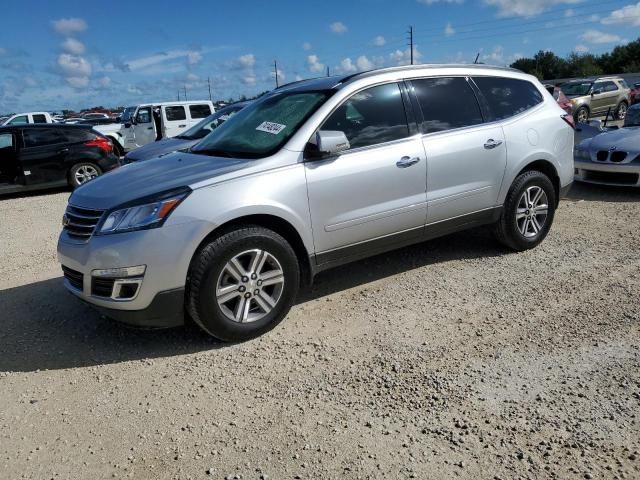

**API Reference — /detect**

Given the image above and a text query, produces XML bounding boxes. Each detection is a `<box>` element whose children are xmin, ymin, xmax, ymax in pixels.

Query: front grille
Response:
<box><xmin>62</xmin><ymin>266</ymin><xmax>83</xmax><ymax>291</ymax></box>
<box><xmin>610</xmin><ymin>151</ymin><xmax>627</xmax><ymax>163</ymax></box>
<box><xmin>92</xmin><ymin>277</ymin><xmax>115</xmax><ymax>297</ymax></box>
<box><xmin>63</xmin><ymin>205</ymin><xmax>104</xmax><ymax>241</ymax></box>
<box><xmin>596</xmin><ymin>151</ymin><xmax>609</xmax><ymax>161</ymax></box>
<box><xmin>584</xmin><ymin>170</ymin><xmax>639</xmax><ymax>185</ymax></box>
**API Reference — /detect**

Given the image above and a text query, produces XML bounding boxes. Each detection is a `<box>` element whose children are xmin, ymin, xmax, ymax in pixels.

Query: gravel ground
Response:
<box><xmin>1</xmin><ymin>183</ymin><xmax>639</xmax><ymax>480</ymax></box>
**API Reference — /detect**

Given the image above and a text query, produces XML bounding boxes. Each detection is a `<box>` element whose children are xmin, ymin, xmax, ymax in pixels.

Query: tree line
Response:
<box><xmin>509</xmin><ymin>37</ymin><xmax>640</xmax><ymax>81</ymax></box>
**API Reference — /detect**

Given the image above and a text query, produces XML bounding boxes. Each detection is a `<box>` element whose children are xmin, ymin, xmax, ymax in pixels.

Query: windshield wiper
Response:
<box><xmin>190</xmin><ymin>147</ymin><xmax>234</xmax><ymax>158</ymax></box>
<box><xmin>175</xmin><ymin>134</ymin><xmax>193</xmax><ymax>140</ymax></box>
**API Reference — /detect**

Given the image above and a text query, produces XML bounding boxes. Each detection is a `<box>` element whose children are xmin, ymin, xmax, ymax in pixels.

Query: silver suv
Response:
<box><xmin>562</xmin><ymin>76</ymin><xmax>631</xmax><ymax>123</ymax></box>
<box><xmin>58</xmin><ymin>65</ymin><xmax>574</xmax><ymax>341</ymax></box>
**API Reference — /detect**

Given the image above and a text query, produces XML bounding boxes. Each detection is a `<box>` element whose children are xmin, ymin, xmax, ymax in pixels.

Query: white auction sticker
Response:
<box><xmin>256</xmin><ymin>121</ymin><xmax>286</xmax><ymax>135</ymax></box>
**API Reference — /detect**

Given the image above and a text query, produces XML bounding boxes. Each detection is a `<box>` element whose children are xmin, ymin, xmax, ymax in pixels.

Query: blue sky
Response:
<box><xmin>1</xmin><ymin>0</ymin><xmax>639</xmax><ymax>113</ymax></box>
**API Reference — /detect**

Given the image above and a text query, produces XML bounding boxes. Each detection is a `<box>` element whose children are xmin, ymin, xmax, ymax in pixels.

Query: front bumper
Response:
<box><xmin>574</xmin><ymin>160</ymin><xmax>640</xmax><ymax>186</ymax></box>
<box><xmin>57</xmin><ymin>219</ymin><xmax>211</xmax><ymax>326</ymax></box>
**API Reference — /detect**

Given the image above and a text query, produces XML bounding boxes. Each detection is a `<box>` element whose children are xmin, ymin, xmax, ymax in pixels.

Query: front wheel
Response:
<box><xmin>493</xmin><ymin>170</ymin><xmax>556</xmax><ymax>251</ymax></box>
<box><xmin>187</xmin><ymin>226</ymin><xmax>300</xmax><ymax>342</ymax></box>
<box><xmin>69</xmin><ymin>163</ymin><xmax>102</xmax><ymax>188</ymax></box>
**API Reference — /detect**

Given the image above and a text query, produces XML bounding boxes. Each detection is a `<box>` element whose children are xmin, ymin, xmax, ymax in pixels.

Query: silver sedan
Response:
<box><xmin>574</xmin><ymin>104</ymin><xmax>640</xmax><ymax>186</ymax></box>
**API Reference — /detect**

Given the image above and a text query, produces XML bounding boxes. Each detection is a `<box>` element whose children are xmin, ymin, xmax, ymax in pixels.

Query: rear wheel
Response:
<box><xmin>187</xmin><ymin>226</ymin><xmax>300</xmax><ymax>342</ymax></box>
<box><xmin>69</xmin><ymin>163</ymin><xmax>101</xmax><ymax>188</ymax></box>
<box><xmin>110</xmin><ymin>139</ymin><xmax>124</xmax><ymax>157</ymax></box>
<box><xmin>493</xmin><ymin>170</ymin><xmax>556</xmax><ymax>251</ymax></box>
<box><xmin>616</xmin><ymin>101</ymin><xmax>628</xmax><ymax>120</ymax></box>
<box><xmin>574</xmin><ymin>106</ymin><xmax>589</xmax><ymax>123</ymax></box>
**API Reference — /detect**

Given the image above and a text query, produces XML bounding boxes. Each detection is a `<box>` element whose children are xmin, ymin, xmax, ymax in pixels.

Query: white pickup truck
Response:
<box><xmin>0</xmin><ymin>112</ymin><xmax>55</xmax><ymax>126</ymax></box>
<box><xmin>94</xmin><ymin>101</ymin><xmax>214</xmax><ymax>156</ymax></box>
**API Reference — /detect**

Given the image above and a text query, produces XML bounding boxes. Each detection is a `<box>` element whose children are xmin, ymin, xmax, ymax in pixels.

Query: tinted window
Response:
<box><xmin>473</xmin><ymin>77</ymin><xmax>543</xmax><ymax>121</ymax></box>
<box><xmin>602</xmin><ymin>81</ymin><xmax>618</xmax><ymax>92</ymax></box>
<box><xmin>136</xmin><ymin>107</ymin><xmax>151</xmax><ymax>124</ymax></box>
<box><xmin>412</xmin><ymin>77</ymin><xmax>483</xmax><ymax>134</ymax></box>
<box><xmin>23</xmin><ymin>128</ymin><xmax>67</xmax><ymax>147</ymax></box>
<box><xmin>65</xmin><ymin>128</ymin><xmax>95</xmax><ymax>143</ymax></box>
<box><xmin>190</xmin><ymin>104</ymin><xmax>212</xmax><ymax>119</ymax></box>
<box><xmin>0</xmin><ymin>133</ymin><xmax>13</xmax><ymax>149</ymax></box>
<box><xmin>322</xmin><ymin>83</ymin><xmax>409</xmax><ymax>149</ymax></box>
<box><xmin>32</xmin><ymin>114</ymin><xmax>47</xmax><ymax>124</ymax></box>
<box><xmin>8</xmin><ymin>115</ymin><xmax>28</xmax><ymax>125</ymax></box>
<box><xmin>165</xmin><ymin>106</ymin><xmax>186</xmax><ymax>121</ymax></box>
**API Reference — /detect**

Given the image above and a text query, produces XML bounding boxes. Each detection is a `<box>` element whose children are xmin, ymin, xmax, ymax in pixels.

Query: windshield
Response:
<box><xmin>177</xmin><ymin>105</ymin><xmax>245</xmax><ymax>140</ymax></box>
<box><xmin>120</xmin><ymin>106</ymin><xmax>136</xmax><ymax>123</ymax></box>
<box><xmin>561</xmin><ymin>82</ymin><xmax>593</xmax><ymax>97</ymax></box>
<box><xmin>624</xmin><ymin>108</ymin><xmax>640</xmax><ymax>127</ymax></box>
<box><xmin>192</xmin><ymin>90</ymin><xmax>332</xmax><ymax>158</ymax></box>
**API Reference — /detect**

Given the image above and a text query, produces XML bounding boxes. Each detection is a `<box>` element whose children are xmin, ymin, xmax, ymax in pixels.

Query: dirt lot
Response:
<box><xmin>1</xmin><ymin>184</ymin><xmax>639</xmax><ymax>480</ymax></box>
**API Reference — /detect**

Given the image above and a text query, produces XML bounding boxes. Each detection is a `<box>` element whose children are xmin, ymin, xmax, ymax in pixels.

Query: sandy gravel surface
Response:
<box><xmin>1</xmin><ymin>183</ymin><xmax>639</xmax><ymax>479</ymax></box>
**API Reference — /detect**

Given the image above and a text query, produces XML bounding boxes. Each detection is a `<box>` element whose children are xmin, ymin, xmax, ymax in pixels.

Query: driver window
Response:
<box><xmin>592</xmin><ymin>82</ymin><xmax>604</xmax><ymax>93</ymax></box>
<box><xmin>0</xmin><ymin>133</ymin><xmax>13</xmax><ymax>149</ymax></box>
<box><xmin>321</xmin><ymin>83</ymin><xmax>409</xmax><ymax>150</ymax></box>
<box><xmin>136</xmin><ymin>107</ymin><xmax>152</xmax><ymax>124</ymax></box>
<box><xmin>8</xmin><ymin>115</ymin><xmax>28</xmax><ymax>125</ymax></box>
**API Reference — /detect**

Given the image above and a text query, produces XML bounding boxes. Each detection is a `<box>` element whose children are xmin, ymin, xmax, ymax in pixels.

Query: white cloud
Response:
<box><xmin>57</xmin><ymin>53</ymin><xmax>92</xmax><ymax>78</ymax></box>
<box><xmin>589</xmin><ymin>14</ymin><xmax>600</xmax><ymax>22</ymax></box>
<box><xmin>61</xmin><ymin>37</ymin><xmax>85</xmax><ymax>55</ymax></box>
<box><xmin>445</xmin><ymin>22</ymin><xmax>455</xmax><ymax>36</ymax></box>
<box><xmin>187</xmin><ymin>51</ymin><xmax>202</xmax><ymax>65</ymax></box>
<box><xmin>373</xmin><ymin>35</ymin><xmax>386</xmax><ymax>46</ymax></box>
<box><xmin>237</xmin><ymin>53</ymin><xmax>256</xmax><ymax>68</ymax></box>
<box><xmin>574</xmin><ymin>44</ymin><xmax>590</xmax><ymax>53</ymax></box>
<box><xmin>295</xmin><ymin>74</ymin><xmax>303</xmax><ymax>81</ymax></box>
<box><xmin>356</xmin><ymin>55</ymin><xmax>373</xmax><ymax>70</ymax></box>
<box><xmin>303</xmin><ymin>42</ymin><xmax>312</xmax><ymax>51</ymax></box>
<box><xmin>95</xmin><ymin>76</ymin><xmax>111</xmax><ymax>88</ymax></box>
<box><xmin>417</xmin><ymin>0</ymin><xmax>463</xmax><ymax>4</ymax></box>
<box><xmin>307</xmin><ymin>54</ymin><xmax>325</xmax><ymax>73</ymax></box>
<box><xmin>0</xmin><ymin>47</ymin><xmax>6</xmax><ymax>56</ymax></box>
<box><xmin>601</xmin><ymin>2</ymin><xmax>640</xmax><ymax>27</ymax></box>
<box><xmin>389</xmin><ymin>46</ymin><xmax>422</xmax><ymax>66</ymax></box>
<box><xmin>270</xmin><ymin>68</ymin><xmax>285</xmax><ymax>84</ymax></box>
<box><xmin>483</xmin><ymin>0</ymin><xmax>580</xmax><ymax>17</ymax></box>
<box><xmin>481</xmin><ymin>45</ymin><xmax>505</xmax><ymax>64</ymax></box>
<box><xmin>242</xmin><ymin>74</ymin><xmax>256</xmax><ymax>86</ymax></box>
<box><xmin>564</xmin><ymin>8</ymin><xmax>574</xmax><ymax>17</ymax></box>
<box><xmin>51</xmin><ymin>18</ymin><xmax>87</xmax><ymax>35</ymax></box>
<box><xmin>330</xmin><ymin>21</ymin><xmax>347</xmax><ymax>34</ymax></box>
<box><xmin>339</xmin><ymin>57</ymin><xmax>356</xmax><ymax>73</ymax></box>
<box><xmin>66</xmin><ymin>76</ymin><xmax>89</xmax><ymax>89</ymax></box>
<box><xmin>186</xmin><ymin>73</ymin><xmax>199</xmax><ymax>82</ymax></box>
<box><xmin>580</xmin><ymin>29</ymin><xmax>622</xmax><ymax>44</ymax></box>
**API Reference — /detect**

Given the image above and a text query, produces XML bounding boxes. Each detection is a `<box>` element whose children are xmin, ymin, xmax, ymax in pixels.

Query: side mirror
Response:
<box><xmin>316</xmin><ymin>130</ymin><xmax>350</xmax><ymax>155</ymax></box>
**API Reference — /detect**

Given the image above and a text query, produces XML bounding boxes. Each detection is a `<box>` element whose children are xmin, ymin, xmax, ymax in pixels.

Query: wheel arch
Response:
<box><xmin>190</xmin><ymin>214</ymin><xmax>313</xmax><ymax>288</ymax></box>
<box><xmin>516</xmin><ymin>159</ymin><xmax>561</xmax><ymax>207</ymax></box>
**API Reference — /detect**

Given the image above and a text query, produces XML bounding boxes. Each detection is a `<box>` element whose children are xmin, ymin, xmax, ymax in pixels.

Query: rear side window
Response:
<box><xmin>23</xmin><ymin>128</ymin><xmax>67</xmax><ymax>147</ymax></box>
<box><xmin>411</xmin><ymin>77</ymin><xmax>483</xmax><ymax>134</ymax></box>
<box><xmin>65</xmin><ymin>128</ymin><xmax>95</xmax><ymax>143</ymax></box>
<box><xmin>189</xmin><ymin>104</ymin><xmax>212</xmax><ymax>119</ymax></box>
<box><xmin>8</xmin><ymin>115</ymin><xmax>28</xmax><ymax>125</ymax></box>
<box><xmin>321</xmin><ymin>82</ymin><xmax>409</xmax><ymax>149</ymax></box>
<box><xmin>602</xmin><ymin>81</ymin><xmax>618</xmax><ymax>92</ymax></box>
<box><xmin>32</xmin><ymin>114</ymin><xmax>48</xmax><ymax>124</ymax></box>
<box><xmin>165</xmin><ymin>106</ymin><xmax>186</xmax><ymax>121</ymax></box>
<box><xmin>473</xmin><ymin>77</ymin><xmax>543</xmax><ymax>121</ymax></box>
<box><xmin>0</xmin><ymin>133</ymin><xmax>13</xmax><ymax>149</ymax></box>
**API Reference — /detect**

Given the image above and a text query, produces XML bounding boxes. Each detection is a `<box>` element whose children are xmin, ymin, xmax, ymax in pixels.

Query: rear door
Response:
<box><xmin>162</xmin><ymin>105</ymin><xmax>188</xmax><ymax>137</ymax></box>
<box><xmin>591</xmin><ymin>81</ymin><xmax>618</xmax><ymax>114</ymax></box>
<box><xmin>31</xmin><ymin>114</ymin><xmax>48</xmax><ymax>124</ymax></box>
<box><xmin>408</xmin><ymin>76</ymin><xmax>506</xmax><ymax>224</ymax></box>
<box><xmin>19</xmin><ymin>128</ymin><xmax>70</xmax><ymax>184</ymax></box>
<box><xmin>188</xmin><ymin>104</ymin><xmax>213</xmax><ymax>128</ymax></box>
<box><xmin>305</xmin><ymin>82</ymin><xmax>427</xmax><ymax>259</ymax></box>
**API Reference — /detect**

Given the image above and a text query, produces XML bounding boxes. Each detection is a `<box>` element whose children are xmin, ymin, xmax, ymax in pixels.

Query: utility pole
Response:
<box><xmin>274</xmin><ymin>60</ymin><xmax>279</xmax><ymax>88</ymax></box>
<box><xmin>326</xmin><ymin>66</ymin><xmax>330</xmax><ymax>77</ymax></box>
<box><xmin>184</xmin><ymin>85</ymin><xmax>187</xmax><ymax>101</ymax></box>
<box><xmin>473</xmin><ymin>52</ymin><xmax>480</xmax><ymax>64</ymax></box>
<box><xmin>177</xmin><ymin>89</ymin><xmax>180</xmax><ymax>101</ymax></box>
<box><xmin>207</xmin><ymin>76</ymin><xmax>213</xmax><ymax>102</ymax></box>
<box><xmin>408</xmin><ymin>26</ymin><xmax>414</xmax><ymax>65</ymax></box>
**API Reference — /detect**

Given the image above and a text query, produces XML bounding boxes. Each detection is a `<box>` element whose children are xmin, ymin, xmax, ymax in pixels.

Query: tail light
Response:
<box><xmin>561</xmin><ymin>114</ymin><xmax>575</xmax><ymax>130</ymax></box>
<box><xmin>85</xmin><ymin>136</ymin><xmax>113</xmax><ymax>152</ymax></box>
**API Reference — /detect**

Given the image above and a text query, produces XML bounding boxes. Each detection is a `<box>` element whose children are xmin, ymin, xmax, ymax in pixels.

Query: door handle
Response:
<box><xmin>178</xmin><ymin>124</ymin><xmax>186</xmax><ymax>128</ymax></box>
<box><xmin>57</xmin><ymin>148</ymin><xmax>69</xmax><ymax>154</ymax></box>
<box><xmin>147</xmin><ymin>127</ymin><xmax>153</xmax><ymax>130</ymax></box>
<box><xmin>396</xmin><ymin>156</ymin><xmax>421</xmax><ymax>168</ymax></box>
<box><xmin>484</xmin><ymin>139</ymin><xmax>503</xmax><ymax>149</ymax></box>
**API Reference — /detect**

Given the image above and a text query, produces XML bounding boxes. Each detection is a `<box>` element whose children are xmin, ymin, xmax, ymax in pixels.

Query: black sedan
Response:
<box><xmin>0</xmin><ymin>124</ymin><xmax>120</xmax><ymax>196</ymax></box>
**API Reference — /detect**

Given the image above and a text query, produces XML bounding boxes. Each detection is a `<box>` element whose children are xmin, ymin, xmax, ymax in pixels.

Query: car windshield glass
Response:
<box><xmin>561</xmin><ymin>82</ymin><xmax>593</xmax><ymax>96</ymax></box>
<box><xmin>624</xmin><ymin>108</ymin><xmax>640</xmax><ymax>127</ymax></box>
<box><xmin>120</xmin><ymin>106</ymin><xmax>136</xmax><ymax>123</ymax></box>
<box><xmin>177</xmin><ymin>106</ymin><xmax>243</xmax><ymax>140</ymax></box>
<box><xmin>192</xmin><ymin>90</ymin><xmax>331</xmax><ymax>159</ymax></box>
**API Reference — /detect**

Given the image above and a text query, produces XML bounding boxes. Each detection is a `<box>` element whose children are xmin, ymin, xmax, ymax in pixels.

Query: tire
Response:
<box><xmin>574</xmin><ymin>106</ymin><xmax>589</xmax><ymax>124</ymax></box>
<box><xmin>615</xmin><ymin>101</ymin><xmax>628</xmax><ymax>121</ymax></box>
<box><xmin>493</xmin><ymin>170</ymin><xmax>556</xmax><ymax>252</ymax></box>
<box><xmin>187</xmin><ymin>226</ymin><xmax>300</xmax><ymax>342</ymax></box>
<box><xmin>69</xmin><ymin>163</ymin><xmax>102</xmax><ymax>188</ymax></box>
<box><xmin>110</xmin><ymin>139</ymin><xmax>124</xmax><ymax>157</ymax></box>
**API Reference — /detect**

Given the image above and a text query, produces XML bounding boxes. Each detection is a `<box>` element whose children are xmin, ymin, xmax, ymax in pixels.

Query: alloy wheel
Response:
<box><xmin>75</xmin><ymin>165</ymin><xmax>99</xmax><ymax>184</ymax></box>
<box><xmin>216</xmin><ymin>249</ymin><xmax>285</xmax><ymax>323</ymax></box>
<box><xmin>515</xmin><ymin>186</ymin><xmax>549</xmax><ymax>238</ymax></box>
<box><xmin>617</xmin><ymin>103</ymin><xmax>627</xmax><ymax>120</ymax></box>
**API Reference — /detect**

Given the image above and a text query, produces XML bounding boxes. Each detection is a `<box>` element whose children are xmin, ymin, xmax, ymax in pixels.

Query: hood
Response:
<box><xmin>126</xmin><ymin>137</ymin><xmax>198</xmax><ymax>161</ymax></box>
<box><xmin>70</xmin><ymin>151</ymin><xmax>252</xmax><ymax>209</ymax></box>
<box><xmin>587</xmin><ymin>127</ymin><xmax>640</xmax><ymax>152</ymax></box>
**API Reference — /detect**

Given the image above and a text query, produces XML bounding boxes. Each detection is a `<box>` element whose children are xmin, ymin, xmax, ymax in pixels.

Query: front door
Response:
<box><xmin>591</xmin><ymin>81</ymin><xmax>618</xmax><ymax>115</ymax></box>
<box><xmin>305</xmin><ymin>82</ymin><xmax>427</xmax><ymax>260</ymax></box>
<box><xmin>0</xmin><ymin>131</ymin><xmax>18</xmax><ymax>183</ymax></box>
<box><xmin>131</xmin><ymin>106</ymin><xmax>156</xmax><ymax>148</ymax></box>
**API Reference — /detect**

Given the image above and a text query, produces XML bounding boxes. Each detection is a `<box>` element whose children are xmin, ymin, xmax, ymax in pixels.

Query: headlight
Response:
<box><xmin>98</xmin><ymin>189</ymin><xmax>190</xmax><ymax>234</ymax></box>
<box><xmin>575</xmin><ymin>149</ymin><xmax>591</xmax><ymax>161</ymax></box>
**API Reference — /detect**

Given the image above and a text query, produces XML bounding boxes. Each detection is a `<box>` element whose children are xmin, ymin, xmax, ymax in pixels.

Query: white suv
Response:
<box><xmin>58</xmin><ymin>65</ymin><xmax>574</xmax><ymax>341</ymax></box>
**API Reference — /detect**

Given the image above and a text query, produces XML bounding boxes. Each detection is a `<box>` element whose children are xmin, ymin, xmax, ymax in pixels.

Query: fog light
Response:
<box><xmin>92</xmin><ymin>265</ymin><xmax>146</xmax><ymax>278</ymax></box>
<box><xmin>112</xmin><ymin>279</ymin><xmax>141</xmax><ymax>300</ymax></box>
